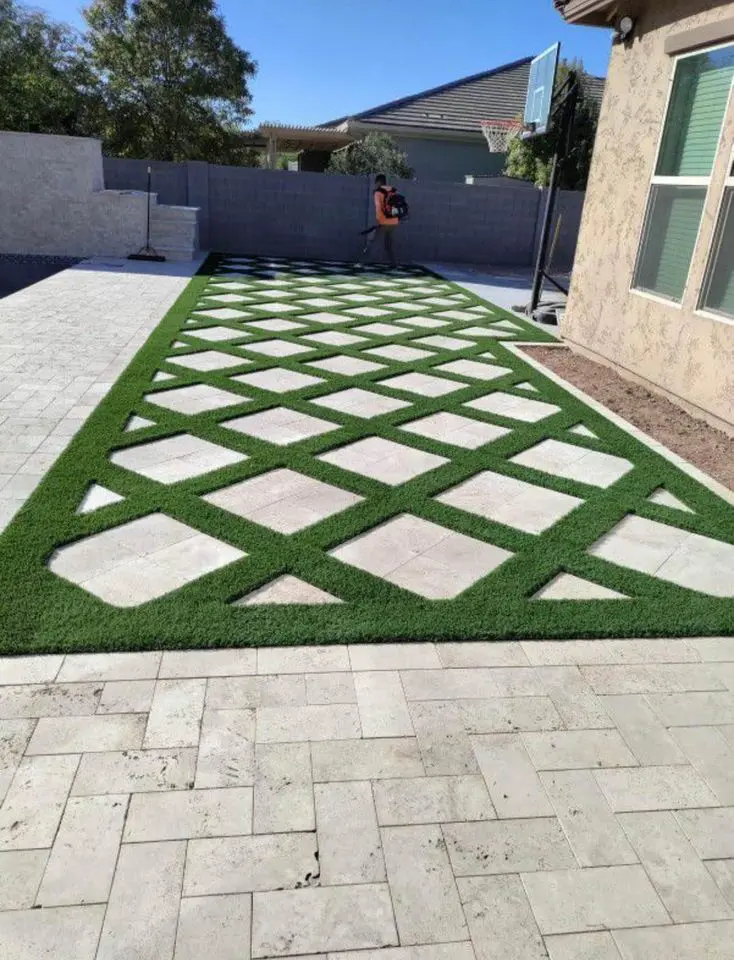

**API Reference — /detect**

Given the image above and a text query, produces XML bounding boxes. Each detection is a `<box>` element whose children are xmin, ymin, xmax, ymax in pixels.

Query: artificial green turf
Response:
<box><xmin>1</xmin><ymin>252</ymin><xmax>733</xmax><ymax>654</ymax></box>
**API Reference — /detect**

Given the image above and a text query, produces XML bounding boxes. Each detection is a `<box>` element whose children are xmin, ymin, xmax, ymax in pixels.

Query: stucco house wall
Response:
<box><xmin>561</xmin><ymin>0</ymin><xmax>734</xmax><ymax>430</ymax></box>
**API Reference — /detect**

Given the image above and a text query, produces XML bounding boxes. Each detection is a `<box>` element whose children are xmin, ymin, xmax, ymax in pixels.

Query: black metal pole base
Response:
<box><xmin>128</xmin><ymin>249</ymin><xmax>166</xmax><ymax>263</ymax></box>
<box><xmin>128</xmin><ymin>166</ymin><xmax>166</xmax><ymax>262</ymax></box>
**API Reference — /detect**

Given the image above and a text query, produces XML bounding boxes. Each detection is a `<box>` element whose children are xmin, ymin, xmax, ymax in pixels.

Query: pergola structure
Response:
<box><xmin>254</xmin><ymin>123</ymin><xmax>355</xmax><ymax>170</ymax></box>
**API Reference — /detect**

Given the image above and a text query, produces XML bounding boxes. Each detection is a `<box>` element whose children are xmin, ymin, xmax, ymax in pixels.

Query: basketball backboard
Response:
<box><xmin>523</xmin><ymin>43</ymin><xmax>561</xmax><ymax>137</ymax></box>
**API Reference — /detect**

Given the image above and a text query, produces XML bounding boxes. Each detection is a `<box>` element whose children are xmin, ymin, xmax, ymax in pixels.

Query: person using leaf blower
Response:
<box><xmin>359</xmin><ymin>173</ymin><xmax>409</xmax><ymax>266</ymax></box>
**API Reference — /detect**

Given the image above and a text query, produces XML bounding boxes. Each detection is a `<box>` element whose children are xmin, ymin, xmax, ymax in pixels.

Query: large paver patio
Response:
<box><xmin>2</xmin><ymin>639</ymin><xmax>734</xmax><ymax>959</ymax></box>
<box><xmin>1</xmin><ymin>254</ymin><xmax>734</xmax><ymax>958</ymax></box>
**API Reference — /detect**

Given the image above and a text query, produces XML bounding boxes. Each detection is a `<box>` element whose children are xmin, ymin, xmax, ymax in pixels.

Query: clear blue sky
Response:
<box><xmin>38</xmin><ymin>0</ymin><xmax>613</xmax><ymax>126</ymax></box>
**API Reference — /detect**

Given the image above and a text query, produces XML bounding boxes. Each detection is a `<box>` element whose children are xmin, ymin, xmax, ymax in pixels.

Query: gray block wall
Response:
<box><xmin>102</xmin><ymin>157</ymin><xmax>585</xmax><ymax>269</ymax></box>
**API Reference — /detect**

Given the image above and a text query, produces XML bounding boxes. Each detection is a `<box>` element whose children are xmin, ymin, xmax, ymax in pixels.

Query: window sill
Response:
<box><xmin>629</xmin><ymin>288</ymin><xmax>684</xmax><ymax>310</ymax></box>
<box><xmin>695</xmin><ymin>307</ymin><xmax>734</xmax><ymax>327</ymax></box>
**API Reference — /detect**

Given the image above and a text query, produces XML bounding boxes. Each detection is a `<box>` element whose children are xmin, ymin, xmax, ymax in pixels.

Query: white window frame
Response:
<box><xmin>631</xmin><ymin>41</ymin><xmax>734</xmax><ymax>306</ymax></box>
<box><xmin>697</xmin><ymin>148</ymin><xmax>734</xmax><ymax>325</ymax></box>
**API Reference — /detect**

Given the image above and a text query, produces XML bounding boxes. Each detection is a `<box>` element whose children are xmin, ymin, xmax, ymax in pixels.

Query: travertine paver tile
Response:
<box><xmin>223</xmin><ymin>407</ymin><xmax>338</xmax><ymax>446</ymax></box>
<box><xmin>0</xmin><ymin>718</ymin><xmax>35</xmax><ymax>801</ymax></box>
<box><xmin>174</xmin><ymin>894</ymin><xmax>252</xmax><ymax>960</ymax></box>
<box><xmin>254</xmin><ymin>742</ymin><xmax>314</xmax><ymax>833</ymax></box>
<box><xmin>521</xmin><ymin>865</ymin><xmax>669</xmax><ymax>935</ymax></box>
<box><xmin>330</xmin><ymin>947</ymin><xmax>475</xmax><ymax>959</ymax></box>
<box><xmin>257</xmin><ymin>704</ymin><xmax>361</xmax><ymax>742</ymax></box>
<box><xmin>125</xmin><ymin>787</ymin><xmax>253</xmax><ymax>842</ymax></box>
<box><xmin>674</xmin><ymin>808</ymin><xmax>734</xmax><ymax>859</ymax></box>
<box><xmin>590</xmin><ymin>516</ymin><xmax>734</xmax><ymax>597</ymax></box>
<box><xmin>401</xmin><ymin>411</ymin><xmax>510</xmax><ymax>450</ymax></box>
<box><xmin>111</xmin><ymin>436</ymin><xmax>246</xmax><ymax>483</ymax></box>
<box><xmin>97</xmin><ymin>679</ymin><xmax>156</xmax><ymax>714</ymax></box>
<box><xmin>374</xmin><ymin>775</ymin><xmax>495</xmax><ymax>825</ymax></box>
<box><xmin>459</xmin><ymin>697</ymin><xmax>563</xmax><ymax>734</ymax></box>
<box><xmin>600</xmin><ymin>695</ymin><xmax>686</xmax><ymax>765</ymax></box>
<box><xmin>0</xmin><ymin>850</ymin><xmax>49</xmax><ymax>909</ymax></box>
<box><xmin>204</xmin><ymin>468</ymin><xmax>362</xmax><ymax>534</ymax></box>
<box><xmin>0</xmin><ymin>904</ymin><xmax>105</xmax><ymax>960</ymax></box>
<box><xmin>354</xmin><ymin>671</ymin><xmax>413</xmax><ymax>737</ymax></box>
<box><xmin>540</xmin><ymin>770</ymin><xmax>637</xmax><ymax>867</ymax></box>
<box><xmin>443</xmin><ymin>818</ymin><xmax>575</xmax><ymax>875</ymax></box>
<box><xmin>544</xmin><ymin>932</ymin><xmax>623</xmax><ymax>960</ymax></box>
<box><xmin>316</xmin><ymin>780</ymin><xmax>385</xmax><ymax>884</ymax></box>
<box><xmin>144</xmin><ymin>678</ymin><xmax>206</xmax><ymax>748</ymax></box>
<box><xmin>521</xmin><ymin>638</ymin><xmax>699</xmax><ymax>665</ymax></box>
<box><xmin>58</xmin><ymin>651</ymin><xmax>161</xmax><ymax>681</ymax></box>
<box><xmin>458</xmin><ymin>874</ymin><xmax>547</xmax><ymax>960</ymax></box>
<box><xmin>510</xmin><ymin>439</ymin><xmax>632</xmax><ymax>488</ymax></box>
<box><xmin>233</xmin><ymin>367</ymin><xmax>323</xmax><ymax>393</ymax></box>
<box><xmin>237</xmin><ymin>575</ymin><xmax>341</xmax><ymax>606</ymax></box>
<box><xmin>206</xmin><ymin>675</ymin><xmax>306</xmax><ymax>709</ymax></box>
<box><xmin>0</xmin><ymin>655</ymin><xmax>62</xmax><ymax>684</ymax></box>
<box><xmin>258</xmin><ymin>645</ymin><xmax>350</xmax><ymax>673</ymax></box>
<box><xmin>306</xmin><ymin>672</ymin><xmax>356</xmax><ymax>704</ymax></box>
<box><xmin>0</xmin><ymin>683</ymin><xmax>102</xmax><ymax>719</ymax></box>
<box><xmin>465</xmin><ymin>391</ymin><xmax>560</xmax><ymax>422</ymax></box>
<box><xmin>311</xmin><ymin>738</ymin><xmax>424</xmax><ymax>781</ymax></box>
<box><xmin>471</xmin><ymin>734</ymin><xmax>554</xmax><ymax>817</ymax></box>
<box><xmin>533</xmin><ymin>666</ymin><xmax>613</xmax><ymax>728</ymax></box>
<box><xmin>251</xmin><ymin>884</ymin><xmax>397</xmax><ymax>957</ymax></box>
<box><xmin>521</xmin><ymin>729</ymin><xmax>637</xmax><ymax>770</ymax></box>
<box><xmin>319</xmin><ymin>436</ymin><xmax>447</xmax><ymax>486</ymax></box>
<box><xmin>401</xmin><ymin>668</ymin><xmax>545</xmax><ymax>700</ymax></box>
<box><xmin>349</xmin><ymin>643</ymin><xmax>441</xmax><ymax>670</ymax></box>
<box><xmin>409</xmin><ymin>700</ymin><xmax>478</xmax><ymax>775</ymax></box>
<box><xmin>612</xmin><ymin>921</ymin><xmax>734</xmax><ymax>960</ymax></box>
<box><xmin>184</xmin><ymin>832</ymin><xmax>318</xmax><ymax>896</ymax></box>
<box><xmin>580</xmin><ymin>663</ymin><xmax>725</xmax><ymax>694</ymax></box>
<box><xmin>36</xmin><ymin>794</ymin><xmax>127</xmax><ymax>906</ymax></box>
<box><xmin>436</xmin><ymin>642</ymin><xmax>529</xmax><ymax>668</ymax></box>
<box><xmin>436</xmin><ymin>470</ymin><xmax>582</xmax><ymax>535</ymax></box>
<box><xmin>646</xmin><ymin>691</ymin><xmax>734</xmax><ymax>726</ymax></box>
<box><xmin>159</xmin><ymin>649</ymin><xmax>257</xmax><ymax>678</ymax></box>
<box><xmin>0</xmin><ymin>754</ymin><xmax>79</xmax><ymax>850</ymax></box>
<box><xmin>618</xmin><ymin>811</ymin><xmax>732</xmax><ymax>922</ymax></box>
<box><xmin>671</xmin><ymin>726</ymin><xmax>734</xmax><ymax>803</ymax></box>
<box><xmin>688</xmin><ymin>637</ymin><xmax>734</xmax><ymax>661</ymax></box>
<box><xmin>381</xmin><ymin>824</ymin><xmax>468</xmax><ymax>944</ymax></box>
<box><xmin>72</xmin><ymin>748</ymin><xmax>197</xmax><ymax>795</ymax></box>
<box><xmin>27</xmin><ymin>714</ymin><xmax>145</xmax><ymax>754</ymax></box>
<box><xmin>533</xmin><ymin>573</ymin><xmax>626</xmax><ymax>600</ymax></box>
<box><xmin>194</xmin><ymin>708</ymin><xmax>254</xmax><ymax>788</ymax></box>
<box><xmin>310</xmin><ymin>386</ymin><xmax>411</xmax><ymax>418</ymax></box>
<box><xmin>707</xmin><ymin>859</ymin><xmax>734</xmax><ymax>909</ymax></box>
<box><xmin>96</xmin><ymin>841</ymin><xmax>185</xmax><ymax>960</ymax></box>
<box><xmin>595</xmin><ymin>765</ymin><xmax>719</xmax><ymax>812</ymax></box>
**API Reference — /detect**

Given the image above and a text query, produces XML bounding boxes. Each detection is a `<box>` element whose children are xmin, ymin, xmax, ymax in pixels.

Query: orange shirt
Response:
<box><xmin>375</xmin><ymin>188</ymin><xmax>399</xmax><ymax>226</ymax></box>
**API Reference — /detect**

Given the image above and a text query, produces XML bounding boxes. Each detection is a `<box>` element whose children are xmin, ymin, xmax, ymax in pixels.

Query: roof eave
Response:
<box><xmin>556</xmin><ymin>0</ymin><xmax>621</xmax><ymax>26</ymax></box>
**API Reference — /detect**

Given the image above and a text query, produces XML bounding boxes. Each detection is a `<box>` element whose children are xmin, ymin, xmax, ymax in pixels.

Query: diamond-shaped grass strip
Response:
<box><xmin>3</xmin><ymin>251</ymin><xmax>733</xmax><ymax>653</ymax></box>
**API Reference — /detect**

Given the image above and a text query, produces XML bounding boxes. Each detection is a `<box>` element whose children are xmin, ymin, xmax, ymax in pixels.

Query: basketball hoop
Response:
<box><xmin>480</xmin><ymin>119</ymin><xmax>523</xmax><ymax>152</ymax></box>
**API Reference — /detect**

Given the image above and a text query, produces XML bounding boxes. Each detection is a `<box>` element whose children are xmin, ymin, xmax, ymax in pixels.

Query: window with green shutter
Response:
<box><xmin>633</xmin><ymin>44</ymin><xmax>734</xmax><ymax>302</ymax></box>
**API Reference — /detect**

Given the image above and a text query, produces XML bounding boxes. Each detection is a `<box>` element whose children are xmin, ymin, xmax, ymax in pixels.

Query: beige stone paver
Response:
<box><xmin>0</xmin><ymin>257</ymin><xmax>201</xmax><ymax>534</ymax></box>
<box><xmin>3</xmin><ymin>639</ymin><xmax>734</xmax><ymax>957</ymax></box>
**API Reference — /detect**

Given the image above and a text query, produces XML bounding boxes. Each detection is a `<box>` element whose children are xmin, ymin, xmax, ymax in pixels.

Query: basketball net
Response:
<box><xmin>480</xmin><ymin>119</ymin><xmax>523</xmax><ymax>152</ymax></box>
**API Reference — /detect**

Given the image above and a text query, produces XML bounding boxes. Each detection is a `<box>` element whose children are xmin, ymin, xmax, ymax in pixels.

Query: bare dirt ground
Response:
<box><xmin>522</xmin><ymin>345</ymin><xmax>734</xmax><ymax>493</ymax></box>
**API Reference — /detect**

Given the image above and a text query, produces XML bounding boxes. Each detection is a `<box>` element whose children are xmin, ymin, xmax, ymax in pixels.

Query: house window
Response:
<box><xmin>633</xmin><ymin>44</ymin><xmax>734</xmax><ymax>302</ymax></box>
<box><xmin>700</xmin><ymin>156</ymin><xmax>734</xmax><ymax>318</ymax></box>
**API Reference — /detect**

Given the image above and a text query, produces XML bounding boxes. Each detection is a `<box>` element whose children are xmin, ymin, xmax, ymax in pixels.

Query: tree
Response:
<box><xmin>0</xmin><ymin>0</ymin><xmax>95</xmax><ymax>135</ymax></box>
<box><xmin>504</xmin><ymin>60</ymin><xmax>601</xmax><ymax>190</ymax></box>
<box><xmin>327</xmin><ymin>132</ymin><xmax>413</xmax><ymax>178</ymax></box>
<box><xmin>82</xmin><ymin>0</ymin><xmax>258</xmax><ymax>163</ymax></box>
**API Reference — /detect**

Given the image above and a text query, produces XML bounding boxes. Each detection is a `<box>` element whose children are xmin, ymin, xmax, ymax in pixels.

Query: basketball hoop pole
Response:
<box><xmin>527</xmin><ymin>72</ymin><xmax>579</xmax><ymax>317</ymax></box>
